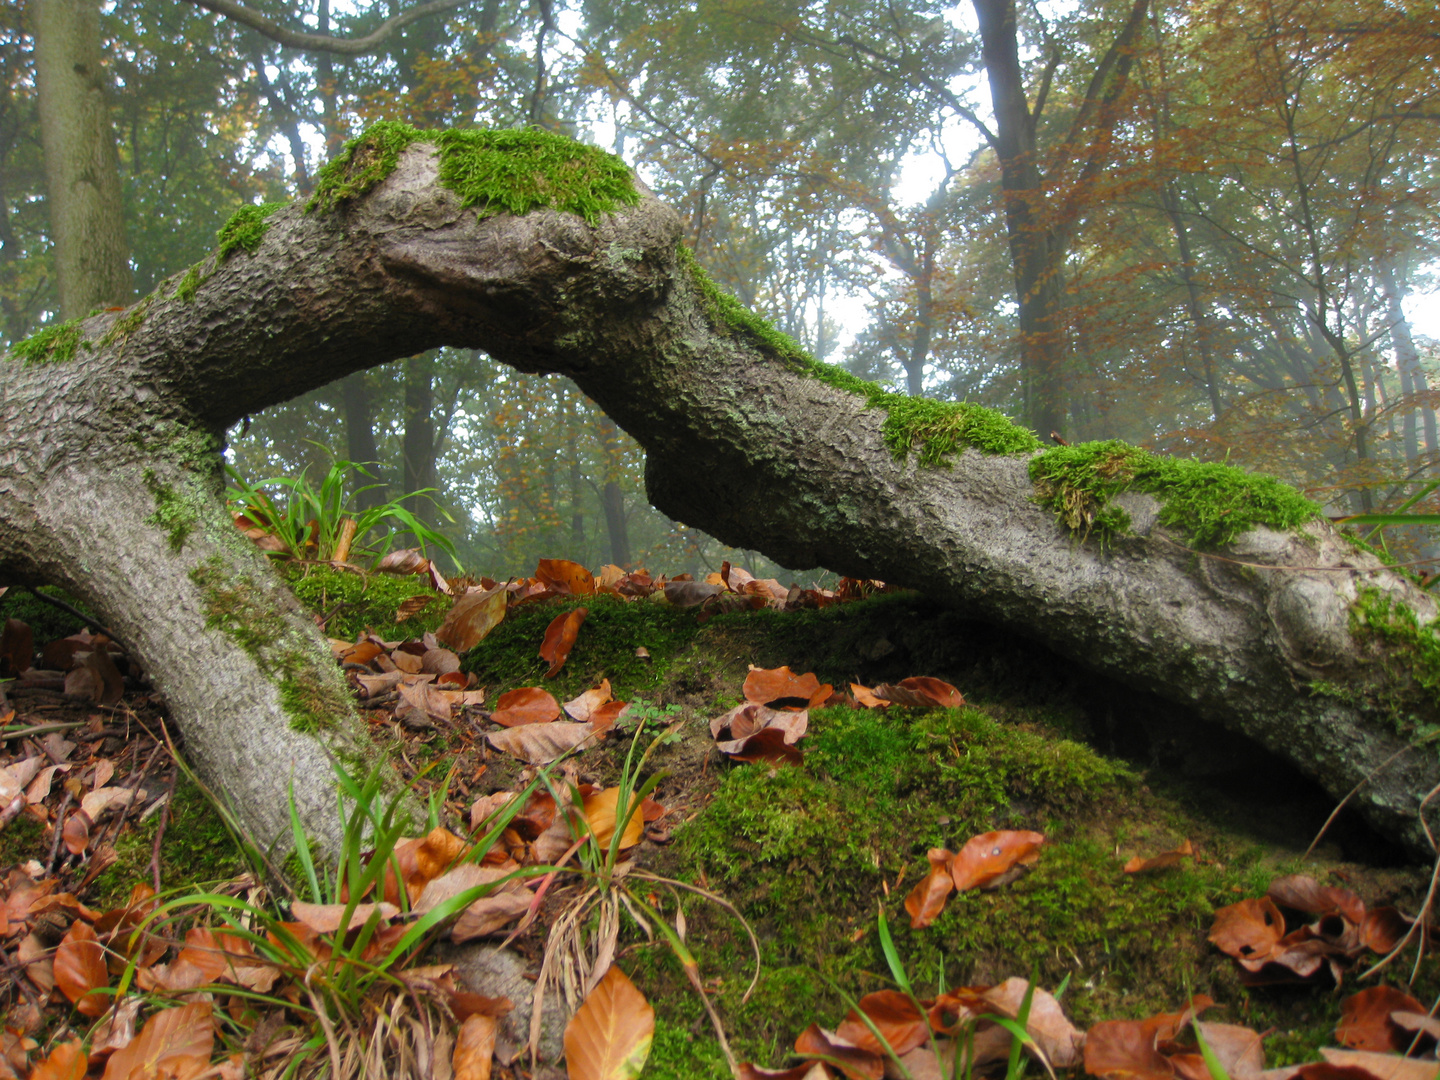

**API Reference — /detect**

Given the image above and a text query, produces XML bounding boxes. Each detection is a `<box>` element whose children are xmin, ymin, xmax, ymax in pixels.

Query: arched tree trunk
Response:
<box><xmin>3</xmin><ymin>132</ymin><xmax>1438</xmax><ymax>858</ymax></box>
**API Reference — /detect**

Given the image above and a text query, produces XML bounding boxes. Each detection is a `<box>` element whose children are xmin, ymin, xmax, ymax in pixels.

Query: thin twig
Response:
<box><xmin>21</xmin><ymin>586</ymin><xmax>134</xmax><ymax>656</ymax></box>
<box><xmin>1304</xmin><ymin>743</ymin><xmax>1414</xmax><ymax>859</ymax></box>
<box><xmin>151</xmin><ymin>768</ymin><xmax>179</xmax><ymax>894</ymax></box>
<box><xmin>46</xmin><ymin>790</ymin><xmax>73</xmax><ymax>873</ymax></box>
<box><xmin>1360</xmin><ymin>779</ymin><xmax>1440</xmax><ymax>981</ymax></box>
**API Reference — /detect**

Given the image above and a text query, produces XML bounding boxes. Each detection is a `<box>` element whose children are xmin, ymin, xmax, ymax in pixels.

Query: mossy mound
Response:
<box><xmin>279</xmin><ymin>562</ymin><xmax>450</xmax><ymax>643</ymax></box>
<box><xmin>435</xmin><ymin>589</ymin><xmax>1432</xmax><ymax>1076</ymax></box>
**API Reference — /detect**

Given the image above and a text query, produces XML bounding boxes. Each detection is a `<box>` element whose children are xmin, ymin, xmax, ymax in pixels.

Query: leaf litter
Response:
<box><xmin>2</xmin><ymin>554</ymin><xmax>1439</xmax><ymax>1080</ymax></box>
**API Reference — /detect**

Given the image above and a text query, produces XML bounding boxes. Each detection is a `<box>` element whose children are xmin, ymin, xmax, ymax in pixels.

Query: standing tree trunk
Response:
<box><xmin>3</xmin><ymin>130</ymin><xmax>1439</xmax><ymax>858</ymax></box>
<box><xmin>972</xmin><ymin>0</ymin><xmax>1150</xmax><ymax>438</ymax></box>
<box><xmin>31</xmin><ymin>0</ymin><xmax>132</xmax><ymax>318</ymax></box>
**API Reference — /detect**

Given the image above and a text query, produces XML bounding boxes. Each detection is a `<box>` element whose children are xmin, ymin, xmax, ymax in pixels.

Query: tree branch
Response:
<box><xmin>188</xmin><ymin>0</ymin><xmax>468</xmax><ymax>56</ymax></box>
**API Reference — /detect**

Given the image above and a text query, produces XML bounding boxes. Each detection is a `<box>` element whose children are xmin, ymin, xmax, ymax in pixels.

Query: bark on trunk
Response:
<box><xmin>31</xmin><ymin>0</ymin><xmax>132</xmax><ymax>318</ymax></box>
<box><xmin>3</xmin><ymin>139</ymin><xmax>1438</xmax><ymax>857</ymax></box>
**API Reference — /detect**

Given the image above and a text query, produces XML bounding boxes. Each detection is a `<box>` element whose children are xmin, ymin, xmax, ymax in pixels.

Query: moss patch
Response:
<box><xmin>216</xmin><ymin>202</ymin><xmax>286</xmax><ymax>261</ymax></box>
<box><xmin>190</xmin><ymin>558</ymin><xmax>354</xmax><ymax>733</ymax></box>
<box><xmin>174</xmin><ymin>263</ymin><xmax>204</xmax><ymax>303</ymax></box>
<box><xmin>308</xmin><ymin>120</ymin><xmax>639</xmax><ymax>225</ymax></box>
<box><xmin>461</xmin><ymin>594</ymin><xmax>706</xmax><ymax>701</ymax></box>
<box><xmin>143</xmin><ymin>469</ymin><xmax>199</xmax><ymax>554</ymax></box>
<box><xmin>1350</xmin><ymin>587</ymin><xmax>1440</xmax><ymax>724</ymax></box>
<box><xmin>91</xmin><ymin>774</ymin><xmax>245</xmax><ymax>908</ymax></box>
<box><xmin>280</xmin><ymin>562</ymin><xmax>449</xmax><ymax>642</ymax></box>
<box><xmin>10</xmin><ymin>318</ymin><xmax>89</xmax><ymax>365</ymax></box>
<box><xmin>1029</xmin><ymin>440</ymin><xmax>1319</xmax><ymax>548</ymax></box>
<box><xmin>679</xmin><ymin>245</ymin><xmax>1042</xmax><ymax>463</ymax></box>
<box><xmin>97</xmin><ymin>297</ymin><xmax>152</xmax><ymax>349</ymax></box>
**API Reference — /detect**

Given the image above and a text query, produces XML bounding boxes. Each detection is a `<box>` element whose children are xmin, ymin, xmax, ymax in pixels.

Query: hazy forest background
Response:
<box><xmin>6</xmin><ymin>0</ymin><xmax>1439</xmax><ymax>578</ymax></box>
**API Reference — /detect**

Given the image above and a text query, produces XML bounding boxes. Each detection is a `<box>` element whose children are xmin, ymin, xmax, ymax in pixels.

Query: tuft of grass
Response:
<box><xmin>1029</xmin><ymin>439</ymin><xmax>1319</xmax><ymax>548</ymax></box>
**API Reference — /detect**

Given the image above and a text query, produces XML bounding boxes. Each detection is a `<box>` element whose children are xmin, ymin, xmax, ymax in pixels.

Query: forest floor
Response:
<box><xmin>0</xmin><ymin>561</ymin><xmax>1435</xmax><ymax>1080</ymax></box>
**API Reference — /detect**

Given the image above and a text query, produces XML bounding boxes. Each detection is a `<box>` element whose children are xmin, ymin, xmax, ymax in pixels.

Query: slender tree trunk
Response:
<box><xmin>402</xmin><ymin>351</ymin><xmax>438</xmax><ymax>517</ymax></box>
<box><xmin>341</xmin><ymin>372</ymin><xmax>385</xmax><ymax>511</ymax></box>
<box><xmin>31</xmin><ymin>0</ymin><xmax>132</xmax><ymax>318</ymax></box>
<box><xmin>1380</xmin><ymin>259</ymin><xmax>1437</xmax><ymax>464</ymax></box>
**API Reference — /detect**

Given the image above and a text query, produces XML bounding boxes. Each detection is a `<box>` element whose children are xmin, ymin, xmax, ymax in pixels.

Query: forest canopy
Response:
<box><xmin>4</xmin><ymin>0</ymin><xmax>1438</xmax><ymax>574</ymax></box>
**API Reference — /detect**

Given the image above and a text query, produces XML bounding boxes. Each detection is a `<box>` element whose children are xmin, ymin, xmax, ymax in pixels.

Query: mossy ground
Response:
<box><xmin>90</xmin><ymin>774</ymin><xmax>245</xmax><ymax>909</ymax></box>
<box><xmin>279</xmin><ymin>561</ymin><xmax>449</xmax><ymax>643</ymax></box>
<box><xmin>395</xmin><ymin>587</ymin><xmax>1436</xmax><ymax>1075</ymax></box>
<box><xmin>0</xmin><ymin>586</ymin><xmax>96</xmax><ymax>642</ymax></box>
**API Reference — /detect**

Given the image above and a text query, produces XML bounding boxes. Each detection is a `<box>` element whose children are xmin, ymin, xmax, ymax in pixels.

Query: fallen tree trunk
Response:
<box><xmin>2</xmin><ymin>125</ymin><xmax>1437</xmax><ymax>858</ymax></box>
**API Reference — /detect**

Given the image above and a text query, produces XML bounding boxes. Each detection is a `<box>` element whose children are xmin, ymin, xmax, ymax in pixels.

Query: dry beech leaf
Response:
<box><xmin>290</xmin><ymin>901</ymin><xmax>399</xmax><ymax>935</ymax></box>
<box><xmin>61</xmin><ymin>812</ymin><xmax>91</xmax><ymax>855</ymax></box>
<box><xmin>983</xmin><ymin>978</ymin><xmax>1084</xmax><ymax>1068</ymax></box>
<box><xmin>436</xmin><ymin>583</ymin><xmax>509</xmax><ymax>652</ymax></box>
<box><xmin>1191</xmin><ymin>1021</ymin><xmax>1266</xmax><ymax>1080</ymax></box>
<box><xmin>395</xmin><ymin>594</ymin><xmax>436</xmax><ymax>623</ymax></box>
<box><xmin>81</xmin><ymin>786</ymin><xmax>146</xmax><ymax>820</ymax></box>
<box><xmin>905</xmin><ymin>849</ymin><xmax>955</xmax><ymax>929</ymax></box>
<box><xmin>536</xmin><ymin>558</ymin><xmax>596</xmax><ymax>596</ymax></box>
<box><xmin>849</xmin><ymin>683</ymin><xmax>890</xmax><ymax>709</ymax></box>
<box><xmin>376</xmin><ymin>548</ymin><xmax>429</xmax><ymax>575</ymax></box>
<box><xmin>738</xmin><ymin>1063</ymin><xmax>832</xmax><ymax>1080</ymax></box>
<box><xmin>793</xmin><ymin>1025</ymin><xmax>884</xmax><ymax>1080</ymax></box>
<box><xmin>453</xmin><ymin>1013</ymin><xmax>498</xmax><ymax>1080</ymax></box>
<box><xmin>1337</xmin><ymin>986</ymin><xmax>1426</xmax><ymax>1052</ymax></box>
<box><xmin>873</xmin><ymin>676</ymin><xmax>965</xmax><ymax>709</ymax></box>
<box><xmin>663</xmin><ymin>580</ymin><xmax>723</xmax><ymax>607</ymax></box>
<box><xmin>1083</xmin><ymin>1017</ymin><xmax>1171</xmax><ymax>1078</ymax></box>
<box><xmin>951</xmin><ymin>830</ymin><xmax>1044</xmax><ymax>892</ymax></box>
<box><xmin>0</xmin><ymin>619</ymin><xmax>32</xmax><ymax>677</ymax></box>
<box><xmin>0</xmin><ymin>756</ymin><xmax>43</xmax><ymax>801</ymax></box>
<box><xmin>54</xmin><ymin>920</ymin><xmax>108</xmax><ymax>1017</ymax></box>
<box><xmin>1123</xmin><ymin>840</ymin><xmax>1195</xmax><ymax>874</ymax></box>
<box><xmin>582</xmin><ymin>788</ymin><xmax>645</xmax><ymax>852</ymax></box>
<box><xmin>413</xmin><ymin>864</ymin><xmax>518</xmax><ymax>914</ymax></box>
<box><xmin>450</xmin><ymin>890</ymin><xmax>534</xmax><ymax>942</ymax></box>
<box><xmin>835</xmin><ymin>990</ymin><xmax>930</xmax><ymax>1056</ymax></box>
<box><xmin>101</xmin><ymin>1000</ymin><xmax>214</xmax><ymax>1080</ymax></box>
<box><xmin>1208</xmin><ymin>897</ymin><xmax>1285</xmax><ymax>963</ymax></box>
<box><xmin>487</xmin><ymin>721</ymin><xmax>596</xmax><ymax>765</ymax></box>
<box><xmin>1319</xmin><ymin>1049</ymin><xmax>1440</xmax><ymax>1080</ymax></box>
<box><xmin>540</xmin><ymin>607</ymin><xmax>588</xmax><ymax>678</ymax></box>
<box><xmin>27</xmin><ymin>1040</ymin><xmax>86</xmax><ymax>1080</ymax></box>
<box><xmin>563</xmin><ymin>964</ymin><xmax>654</xmax><ymax>1080</ymax></box>
<box><xmin>564</xmin><ymin>680</ymin><xmax>614</xmax><ymax>723</ymax></box>
<box><xmin>490</xmin><ymin>687</ymin><xmax>561</xmax><ymax>727</ymax></box>
<box><xmin>1268</xmin><ymin>875</ymin><xmax>1367</xmax><ymax>924</ymax></box>
<box><xmin>743</xmin><ymin>665</ymin><xmax>823</xmax><ymax>707</ymax></box>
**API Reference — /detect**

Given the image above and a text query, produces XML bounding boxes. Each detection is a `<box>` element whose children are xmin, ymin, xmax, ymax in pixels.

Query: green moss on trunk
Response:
<box><xmin>1029</xmin><ymin>440</ymin><xmax>1319</xmax><ymax>548</ymax></box>
<box><xmin>216</xmin><ymin>202</ymin><xmax>286</xmax><ymax>261</ymax></box>
<box><xmin>307</xmin><ymin>121</ymin><xmax>639</xmax><ymax>224</ymax></box>
<box><xmin>189</xmin><ymin>558</ymin><xmax>355</xmax><ymax>733</ymax></box>
<box><xmin>10</xmin><ymin>318</ymin><xmax>89</xmax><ymax>364</ymax></box>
